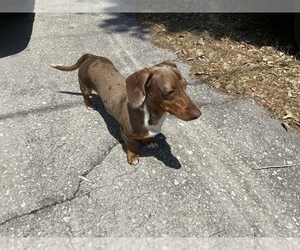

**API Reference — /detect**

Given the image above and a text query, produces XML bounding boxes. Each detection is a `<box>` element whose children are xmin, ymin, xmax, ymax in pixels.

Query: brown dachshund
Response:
<box><xmin>50</xmin><ymin>54</ymin><xmax>201</xmax><ymax>165</ymax></box>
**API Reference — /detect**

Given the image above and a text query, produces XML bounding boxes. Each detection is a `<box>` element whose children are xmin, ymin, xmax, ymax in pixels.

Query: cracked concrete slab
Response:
<box><xmin>0</xmin><ymin>13</ymin><xmax>300</xmax><ymax>240</ymax></box>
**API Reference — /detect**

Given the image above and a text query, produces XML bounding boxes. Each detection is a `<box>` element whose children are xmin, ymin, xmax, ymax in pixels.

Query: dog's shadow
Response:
<box><xmin>60</xmin><ymin>91</ymin><xmax>182</xmax><ymax>169</ymax></box>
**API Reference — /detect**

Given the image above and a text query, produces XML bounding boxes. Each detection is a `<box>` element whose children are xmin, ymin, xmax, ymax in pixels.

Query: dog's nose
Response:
<box><xmin>189</xmin><ymin>107</ymin><xmax>201</xmax><ymax>120</ymax></box>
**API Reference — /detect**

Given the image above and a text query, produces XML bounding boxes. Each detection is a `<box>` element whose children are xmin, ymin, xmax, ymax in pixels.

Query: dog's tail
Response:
<box><xmin>49</xmin><ymin>53</ymin><xmax>94</xmax><ymax>71</ymax></box>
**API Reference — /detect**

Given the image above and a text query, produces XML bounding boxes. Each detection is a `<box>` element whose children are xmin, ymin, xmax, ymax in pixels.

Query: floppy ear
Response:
<box><xmin>158</xmin><ymin>60</ymin><xmax>177</xmax><ymax>69</ymax></box>
<box><xmin>160</xmin><ymin>61</ymin><xmax>187</xmax><ymax>88</ymax></box>
<box><xmin>158</xmin><ymin>61</ymin><xmax>182</xmax><ymax>79</ymax></box>
<box><xmin>126</xmin><ymin>68</ymin><xmax>152</xmax><ymax>109</ymax></box>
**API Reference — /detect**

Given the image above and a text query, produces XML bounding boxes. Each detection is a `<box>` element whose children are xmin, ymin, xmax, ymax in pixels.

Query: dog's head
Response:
<box><xmin>126</xmin><ymin>61</ymin><xmax>201</xmax><ymax>121</ymax></box>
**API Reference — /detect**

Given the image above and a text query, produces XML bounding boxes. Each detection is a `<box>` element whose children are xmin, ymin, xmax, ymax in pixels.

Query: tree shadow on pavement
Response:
<box><xmin>97</xmin><ymin>13</ymin><xmax>147</xmax><ymax>40</ymax></box>
<box><xmin>59</xmin><ymin>91</ymin><xmax>181</xmax><ymax>169</ymax></box>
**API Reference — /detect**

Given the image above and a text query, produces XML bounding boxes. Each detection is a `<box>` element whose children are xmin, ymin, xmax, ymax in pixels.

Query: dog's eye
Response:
<box><xmin>164</xmin><ymin>89</ymin><xmax>176</xmax><ymax>99</ymax></box>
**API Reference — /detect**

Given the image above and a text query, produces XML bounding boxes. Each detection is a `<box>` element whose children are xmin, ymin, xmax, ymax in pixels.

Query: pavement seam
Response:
<box><xmin>0</xmin><ymin>170</ymin><xmax>137</xmax><ymax>227</ymax></box>
<box><xmin>86</xmin><ymin>166</ymin><xmax>139</xmax><ymax>197</ymax></box>
<box><xmin>0</xmin><ymin>142</ymin><xmax>121</xmax><ymax>227</ymax></box>
<box><xmin>74</xmin><ymin>141</ymin><xmax>121</xmax><ymax>196</ymax></box>
<box><xmin>0</xmin><ymin>193</ymin><xmax>80</xmax><ymax>227</ymax></box>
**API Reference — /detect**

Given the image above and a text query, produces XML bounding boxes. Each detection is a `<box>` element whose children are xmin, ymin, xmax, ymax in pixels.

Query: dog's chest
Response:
<box><xmin>143</xmin><ymin>107</ymin><xmax>167</xmax><ymax>138</ymax></box>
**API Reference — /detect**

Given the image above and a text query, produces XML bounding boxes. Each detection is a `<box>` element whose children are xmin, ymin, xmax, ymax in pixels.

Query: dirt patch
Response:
<box><xmin>130</xmin><ymin>13</ymin><xmax>300</xmax><ymax>131</ymax></box>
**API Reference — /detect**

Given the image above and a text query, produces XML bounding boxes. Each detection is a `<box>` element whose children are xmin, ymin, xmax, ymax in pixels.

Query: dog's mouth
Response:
<box><xmin>167</xmin><ymin>106</ymin><xmax>201</xmax><ymax>121</ymax></box>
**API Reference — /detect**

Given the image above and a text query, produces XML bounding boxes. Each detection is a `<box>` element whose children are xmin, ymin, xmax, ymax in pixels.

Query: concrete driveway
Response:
<box><xmin>0</xmin><ymin>13</ymin><xmax>299</xmax><ymax>243</ymax></box>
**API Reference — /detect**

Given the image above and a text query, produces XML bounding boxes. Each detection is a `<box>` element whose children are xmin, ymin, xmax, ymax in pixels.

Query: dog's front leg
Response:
<box><xmin>126</xmin><ymin>146</ymin><xmax>139</xmax><ymax>165</ymax></box>
<box><xmin>142</xmin><ymin>137</ymin><xmax>158</xmax><ymax>149</ymax></box>
<box><xmin>120</xmin><ymin>127</ymin><xmax>139</xmax><ymax>165</ymax></box>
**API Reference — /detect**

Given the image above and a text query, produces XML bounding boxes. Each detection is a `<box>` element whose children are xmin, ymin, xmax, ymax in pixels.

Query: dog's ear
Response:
<box><xmin>126</xmin><ymin>68</ymin><xmax>152</xmax><ymax>109</ymax></box>
<box><xmin>158</xmin><ymin>60</ymin><xmax>177</xmax><ymax>69</ymax></box>
<box><xmin>158</xmin><ymin>61</ymin><xmax>182</xmax><ymax>79</ymax></box>
<box><xmin>160</xmin><ymin>61</ymin><xmax>187</xmax><ymax>89</ymax></box>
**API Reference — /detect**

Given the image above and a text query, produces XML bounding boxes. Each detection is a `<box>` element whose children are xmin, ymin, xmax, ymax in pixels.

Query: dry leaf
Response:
<box><xmin>196</xmin><ymin>49</ymin><xmax>204</xmax><ymax>57</ymax></box>
<box><xmin>197</xmin><ymin>38</ymin><xmax>205</xmax><ymax>46</ymax></box>
<box><xmin>194</xmin><ymin>71</ymin><xmax>206</xmax><ymax>75</ymax></box>
<box><xmin>283</xmin><ymin>110</ymin><xmax>299</xmax><ymax>122</ymax></box>
<box><xmin>282</xmin><ymin>121</ymin><xmax>292</xmax><ymax>132</ymax></box>
<box><xmin>225</xmin><ymin>83</ymin><xmax>235</xmax><ymax>91</ymax></box>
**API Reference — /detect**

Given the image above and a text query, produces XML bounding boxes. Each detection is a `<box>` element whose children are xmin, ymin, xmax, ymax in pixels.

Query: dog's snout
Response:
<box><xmin>189</xmin><ymin>106</ymin><xmax>201</xmax><ymax>120</ymax></box>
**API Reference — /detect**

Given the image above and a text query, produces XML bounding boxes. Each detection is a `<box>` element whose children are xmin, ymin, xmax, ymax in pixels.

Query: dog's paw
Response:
<box><xmin>129</xmin><ymin>158</ymin><xmax>139</xmax><ymax>165</ymax></box>
<box><xmin>128</xmin><ymin>155</ymin><xmax>139</xmax><ymax>165</ymax></box>
<box><xmin>127</xmin><ymin>151</ymin><xmax>139</xmax><ymax>165</ymax></box>
<box><xmin>86</xmin><ymin>104</ymin><xmax>97</xmax><ymax>110</ymax></box>
<box><xmin>146</xmin><ymin>142</ymin><xmax>159</xmax><ymax>149</ymax></box>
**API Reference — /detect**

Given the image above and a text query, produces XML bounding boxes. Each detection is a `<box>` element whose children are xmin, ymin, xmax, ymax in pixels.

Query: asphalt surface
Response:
<box><xmin>0</xmin><ymin>13</ymin><xmax>300</xmax><ymax>242</ymax></box>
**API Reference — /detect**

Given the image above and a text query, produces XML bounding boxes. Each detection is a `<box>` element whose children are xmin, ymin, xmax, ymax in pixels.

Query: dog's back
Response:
<box><xmin>51</xmin><ymin>54</ymin><xmax>128</xmax><ymax>121</ymax></box>
<box><xmin>78</xmin><ymin>55</ymin><xmax>128</xmax><ymax>118</ymax></box>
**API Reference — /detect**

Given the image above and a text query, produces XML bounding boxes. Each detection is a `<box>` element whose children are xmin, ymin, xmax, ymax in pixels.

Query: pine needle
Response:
<box><xmin>252</xmin><ymin>163</ymin><xmax>300</xmax><ymax>170</ymax></box>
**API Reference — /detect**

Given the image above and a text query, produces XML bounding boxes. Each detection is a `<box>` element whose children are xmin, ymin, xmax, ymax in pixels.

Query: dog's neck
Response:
<box><xmin>142</xmin><ymin>104</ymin><xmax>167</xmax><ymax>138</ymax></box>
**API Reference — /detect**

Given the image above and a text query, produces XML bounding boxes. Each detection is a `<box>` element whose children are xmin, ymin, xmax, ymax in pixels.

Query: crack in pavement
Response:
<box><xmin>76</xmin><ymin>141</ymin><xmax>120</xmax><ymax>191</ymax></box>
<box><xmin>0</xmin><ymin>189</ymin><xmax>83</xmax><ymax>227</ymax></box>
<box><xmin>0</xmin><ymin>142</ymin><xmax>122</xmax><ymax>227</ymax></box>
<box><xmin>84</xmin><ymin>164</ymin><xmax>140</xmax><ymax>198</ymax></box>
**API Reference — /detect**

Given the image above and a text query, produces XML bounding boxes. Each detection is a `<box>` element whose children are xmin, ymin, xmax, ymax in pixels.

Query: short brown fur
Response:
<box><xmin>50</xmin><ymin>54</ymin><xmax>201</xmax><ymax>165</ymax></box>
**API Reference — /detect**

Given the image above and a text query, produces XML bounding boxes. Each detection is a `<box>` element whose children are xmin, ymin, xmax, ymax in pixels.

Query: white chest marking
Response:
<box><xmin>143</xmin><ymin>106</ymin><xmax>167</xmax><ymax>138</ymax></box>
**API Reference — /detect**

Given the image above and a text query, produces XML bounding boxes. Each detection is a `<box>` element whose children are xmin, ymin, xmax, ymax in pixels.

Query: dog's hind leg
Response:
<box><xmin>79</xmin><ymin>78</ymin><xmax>96</xmax><ymax>110</ymax></box>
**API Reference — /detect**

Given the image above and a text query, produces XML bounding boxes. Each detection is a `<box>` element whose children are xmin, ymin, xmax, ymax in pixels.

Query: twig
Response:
<box><xmin>78</xmin><ymin>175</ymin><xmax>93</xmax><ymax>183</ymax></box>
<box><xmin>252</xmin><ymin>162</ymin><xmax>300</xmax><ymax>170</ymax></box>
